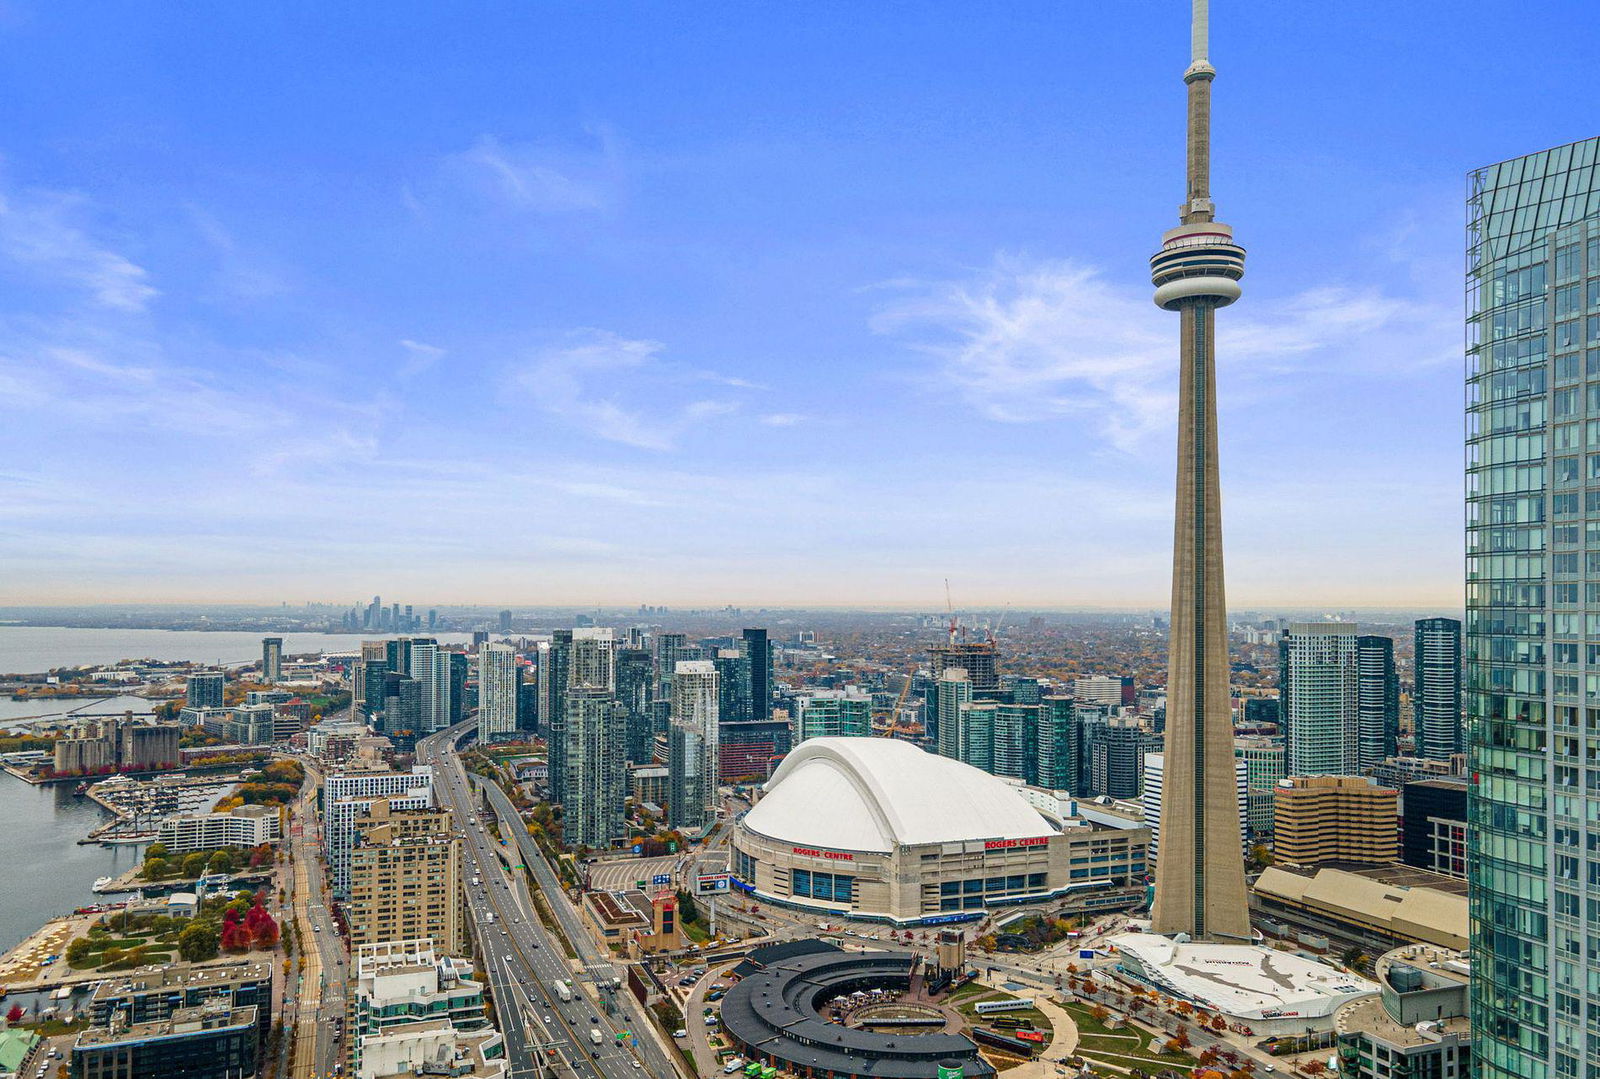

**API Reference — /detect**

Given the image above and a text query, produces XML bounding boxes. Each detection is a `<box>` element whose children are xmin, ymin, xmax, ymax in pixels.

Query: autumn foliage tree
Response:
<box><xmin>221</xmin><ymin>894</ymin><xmax>280</xmax><ymax>952</ymax></box>
<box><xmin>5</xmin><ymin>1003</ymin><xmax>23</xmax><ymax>1024</ymax></box>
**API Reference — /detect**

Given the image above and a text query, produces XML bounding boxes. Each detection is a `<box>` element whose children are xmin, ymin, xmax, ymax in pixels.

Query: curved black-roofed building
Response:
<box><xmin>718</xmin><ymin>942</ymin><xmax>993</xmax><ymax>1079</ymax></box>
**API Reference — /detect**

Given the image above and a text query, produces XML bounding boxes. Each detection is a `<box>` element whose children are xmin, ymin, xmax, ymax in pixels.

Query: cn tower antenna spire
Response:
<box><xmin>1148</xmin><ymin>0</ymin><xmax>1250</xmax><ymax>943</ymax></box>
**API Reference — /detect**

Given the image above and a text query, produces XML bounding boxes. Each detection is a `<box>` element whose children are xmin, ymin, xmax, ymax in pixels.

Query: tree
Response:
<box><xmin>1089</xmin><ymin>1004</ymin><xmax>1110</xmax><ymax>1023</ymax></box>
<box><xmin>141</xmin><ymin>857</ymin><xmax>169</xmax><ymax>880</ymax></box>
<box><xmin>6</xmin><ymin>1003</ymin><xmax>24</xmax><ymax>1024</ymax></box>
<box><xmin>178</xmin><ymin>922</ymin><xmax>220</xmax><ymax>963</ymax></box>
<box><xmin>182</xmin><ymin>852</ymin><xmax>209</xmax><ymax>879</ymax></box>
<box><xmin>1303</xmin><ymin>1063</ymin><xmax>1327</xmax><ymax>1078</ymax></box>
<box><xmin>208</xmin><ymin>849</ymin><xmax>235</xmax><ymax>874</ymax></box>
<box><xmin>145</xmin><ymin>842</ymin><xmax>168</xmax><ymax>861</ymax></box>
<box><xmin>244</xmin><ymin>896</ymin><xmax>280</xmax><ymax>948</ymax></box>
<box><xmin>221</xmin><ymin>908</ymin><xmax>251</xmax><ymax>952</ymax></box>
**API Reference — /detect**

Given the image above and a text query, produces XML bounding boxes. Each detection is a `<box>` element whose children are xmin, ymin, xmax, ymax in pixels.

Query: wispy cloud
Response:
<box><xmin>399</xmin><ymin>338</ymin><xmax>445</xmax><ymax>378</ymax></box>
<box><xmin>442</xmin><ymin>132</ymin><xmax>619</xmax><ymax>214</ymax></box>
<box><xmin>760</xmin><ymin>412</ymin><xmax>806</xmax><ymax>427</ymax></box>
<box><xmin>872</xmin><ymin>253</ymin><xmax>1454</xmax><ymax>451</ymax></box>
<box><xmin>511</xmin><ymin>329</ymin><xmax>749</xmax><ymax>451</ymax></box>
<box><xmin>0</xmin><ymin>187</ymin><xmax>157</xmax><ymax>311</ymax></box>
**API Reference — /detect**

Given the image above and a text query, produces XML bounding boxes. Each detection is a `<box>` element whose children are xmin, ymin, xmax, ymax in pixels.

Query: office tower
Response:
<box><xmin>261</xmin><ymin>637</ymin><xmax>283</xmax><ymax>684</ymax></box>
<box><xmin>403</xmin><ymin>604</ymin><xmax>414</xmax><ymax>630</ymax></box>
<box><xmin>794</xmin><ymin>690</ymin><xmax>872</xmax><ymax>742</ymax></box>
<box><xmin>1413</xmin><ymin>617</ymin><xmax>1463</xmax><ymax>760</ymax></box>
<box><xmin>540</xmin><ymin>630</ymin><xmax>573</xmax><ymax>803</ymax></box>
<box><xmin>1271</xmin><ymin>776</ymin><xmax>1398</xmax><ymax>866</ymax></box>
<box><xmin>346</xmin><ymin>800</ymin><xmax>464</xmax><ymax>953</ymax></box>
<box><xmin>407</xmin><ymin>638</ymin><xmax>439</xmax><ymax>731</ymax></box>
<box><xmin>668</xmin><ymin>659</ymin><xmax>719</xmax><ymax>832</ymax></box>
<box><xmin>563</xmin><ymin>687</ymin><xmax>626</xmax><ymax>850</ymax></box>
<box><xmin>1036</xmin><ymin>696</ymin><xmax>1080</xmax><ymax>793</ymax></box>
<box><xmin>1234</xmin><ymin>735</ymin><xmax>1286</xmax><ymax>835</ymax></box>
<box><xmin>517</xmin><ymin>678</ymin><xmax>539</xmax><ymax>735</ymax></box>
<box><xmin>653</xmin><ymin>632</ymin><xmax>688</xmax><ymax>700</ymax></box>
<box><xmin>1279</xmin><ymin>622</ymin><xmax>1361</xmax><ymax>776</ymax></box>
<box><xmin>471</xmin><ymin>629</ymin><xmax>488</xmax><ymax>649</ymax></box>
<box><xmin>929</xmin><ymin>641</ymin><xmax>999</xmax><ymax>696</ymax></box>
<box><xmin>382</xmin><ymin>677</ymin><xmax>422</xmax><ymax>743</ymax></box>
<box><xmin>616</xmin><ymin>647</ymin><xmax>655</xmax><ymax>764</ymax></box>
<box><xmin>990</xmin><ymin>702</ymin><xmax>1040</xmax><ymax>782</ymax></box>
<box><xmin>427</xmin><ymin>608</ymin><xmax>437</xmax><ymax>631</ymax></box>
<box><xmin>1355</xmin><ymin>635</ymin><xmax>1400</xmax><ymax>769</ymax></box>
<box><xmin>446</xmin><ymin>650</ymin><xmax>469</xmax><ymax>727</ymax></box>
<box><xmin>1073</xmin><ymin>675</ymin><xmax>1124</xmax><ymax>705</ymax></box>
<box><xmin>1005</xmin><ymin>676</ymin><xmax>1042</xmax><ymax>705</ymax></box>
<box><xmin>1466</xmin><ymin>135</ymin><xmax>1600</xmax><ymax>1079</ymax></box>
<box><xmin>1399</xmin><ymin>777</ymin><xmax>1468</xmax><ymax>880</ymax></box>
<box><xmin>740</xmin><ymin>628</ymin><xmax>773</xmax><ymax>721</ymax></box>
<box><xmin>360</xmin><ymin>659</ymin><xmax>391</xmax><ymax>724</ymax></box>
<box><xmin>186</xmin><ymin>671</ymin><xmax>224</xmax><ymax>710</ymax></box>
<box><xmin>385</xmin><ymin>638</ymin><xmax>412</xmax><ymax>681</ymax></box>
<box><xmin>1082</xmin><ymin>715</ymin><xmax>1152</xmax><ymax>800</ymax></box>
<box><xmin>1143</xmin><ymin>753</ymin><xmax>1248</xmax><ymax>861</ymax></box>
<box><xmin>935</xmin><ymin>668</ymin><xmax>972</xmax><ymax>760</ymax></box>
<box><xmin>713</xmin><ymin>648</ymin><xmax>744</xmax><ymax>723</ymax></box>
<box><xmin>498</xmin><ymin>609</ymin><xmax>512</xmax><ymax>634</ymax></box>
<box><xmin>1146</xmin><ymin>0</ymin><xmax>1250</xmax><ymax>943</ymax></box>
<box><xmin>1241</xmin><ymin>696</ymin><xmax>1280</xmax><ymax>727</ymax></box>
<box><xmin>477</xmin><ymin>644</ymin><xmax>519</xmax><ymax>742</ymax></box>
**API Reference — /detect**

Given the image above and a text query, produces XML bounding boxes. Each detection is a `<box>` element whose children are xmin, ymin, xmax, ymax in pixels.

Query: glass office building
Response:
<box><xmin>1467</xmin><ymin>135</ymin><xmax>1600</xmax><ymax>1079</ymax></box>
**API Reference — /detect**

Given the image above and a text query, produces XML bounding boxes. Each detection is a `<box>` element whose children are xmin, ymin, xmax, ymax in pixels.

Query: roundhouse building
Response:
<box><xmin>731</xmin><ymin>737</ymin><xmax>1147</xmax><ymax>925</ymax></box>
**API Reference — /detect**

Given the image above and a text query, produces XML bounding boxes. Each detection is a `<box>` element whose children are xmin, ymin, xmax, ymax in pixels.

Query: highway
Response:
<box><xmin>416</xmin><ymin>721</ymin><xmax>685</xmax><ymax>1079</ymax></box>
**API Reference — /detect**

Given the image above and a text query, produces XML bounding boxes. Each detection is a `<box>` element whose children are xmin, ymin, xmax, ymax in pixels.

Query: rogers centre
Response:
<box><xmin>730</xmin><ymin>737</ymin><xmax>1148</xmax><ymax>925</ymax></box>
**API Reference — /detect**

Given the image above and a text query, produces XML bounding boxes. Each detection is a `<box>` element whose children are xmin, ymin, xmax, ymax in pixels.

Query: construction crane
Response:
<box><xmin>988</xmin><ymin>604</ymin><xmax>1012</xmax><ymax>645</ymax></box>
<box><xmin>945</xmin><ymin>578</ymin><xmax>960</xmax><ymax>644</ymax></box>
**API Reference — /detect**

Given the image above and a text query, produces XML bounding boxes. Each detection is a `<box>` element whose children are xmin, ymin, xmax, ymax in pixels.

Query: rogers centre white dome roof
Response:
<box><xmin>741</xmin><ymin>737</ymin><xmax>1058</xmax><ymax>854</ymax></box>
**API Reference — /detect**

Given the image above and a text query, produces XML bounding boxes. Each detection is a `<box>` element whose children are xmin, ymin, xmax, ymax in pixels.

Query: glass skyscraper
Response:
<box><xmin>1467</xmin><ymin>134</ymin><xmax>1600</xmax><ymax>1079</ymax></box>
<box><xmin>1414</xmin><ymin>617</ymin><xmax>1463</xmax><ymax>761</ymax></box>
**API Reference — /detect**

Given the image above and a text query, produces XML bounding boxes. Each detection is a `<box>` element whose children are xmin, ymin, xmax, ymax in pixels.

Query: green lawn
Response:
<box><xmin>1059</xmin><ymin>1001</ymin><xmax>1197</xmax><ymax>1072</ymax></box>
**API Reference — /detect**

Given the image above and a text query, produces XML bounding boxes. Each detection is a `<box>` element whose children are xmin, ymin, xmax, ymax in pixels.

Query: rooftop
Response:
<box><xmin>1110</xmin><ymin>935</ymin><xmax>1378</xmax><ymax>1022</ymax></box>
<box><xmin>743</xmin><ymin>737</ymin><xmax>1056</xmax><ymax>853</ymax></box>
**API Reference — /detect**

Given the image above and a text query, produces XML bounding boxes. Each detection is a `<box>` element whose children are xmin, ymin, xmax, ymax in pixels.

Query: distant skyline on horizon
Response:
<box><xmin>2</xmin><ymin>3</ymin><xmax>1593</xmax><ymax>606</ymax></box>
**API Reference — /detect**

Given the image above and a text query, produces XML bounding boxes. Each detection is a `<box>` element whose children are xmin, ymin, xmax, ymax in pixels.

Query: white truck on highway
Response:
<box><xmin>484</xmin><ymin>912</ymin><xmax>495</xmax><ymax>925</ymax></box>
<box><xmin>553</xmin><ymin>980</ymin><xmax>573</xmax><ymax>1003</ymax></box>
<box><xmin>589</xmin><ymin>1029</ymin><xmax>603</xmax><ymax>1046</ymax></box>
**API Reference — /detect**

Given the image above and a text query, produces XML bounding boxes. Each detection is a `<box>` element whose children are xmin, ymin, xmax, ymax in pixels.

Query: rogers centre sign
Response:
<box><xmin>984</xmin><ymin>837</ymin><xmax>1050</xmax><ymax>850</ymax></box>
<box><xmin>792</xmin><ymin>846</ymin><xmax>854</xmax><ymax>861</ymax></box>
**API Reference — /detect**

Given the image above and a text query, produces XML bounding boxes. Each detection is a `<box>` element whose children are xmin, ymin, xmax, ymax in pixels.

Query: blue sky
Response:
<box><xmin>0</xmin><ymin>1</ymin><xmax>1593</xmax><ymax>608</ymax></box>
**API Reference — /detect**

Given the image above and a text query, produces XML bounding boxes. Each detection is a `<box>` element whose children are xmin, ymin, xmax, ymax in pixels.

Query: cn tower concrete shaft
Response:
<box><xmin>1148</xmin><ymin>0</ymin><xmax>1250</xmax><ymax>943</ymax></box>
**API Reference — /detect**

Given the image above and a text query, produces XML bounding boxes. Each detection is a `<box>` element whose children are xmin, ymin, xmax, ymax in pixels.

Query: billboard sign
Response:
<box><xmin>695</xmin><ymin>873</ymin><xmax>731</xmax><ymax>895</ymax></box>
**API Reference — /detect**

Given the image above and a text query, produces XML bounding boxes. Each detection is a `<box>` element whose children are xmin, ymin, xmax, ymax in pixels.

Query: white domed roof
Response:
<box><xmin>741</xmin><ymin>737</ymin><xmax>1057</xmax><ymax>854</ymax></box>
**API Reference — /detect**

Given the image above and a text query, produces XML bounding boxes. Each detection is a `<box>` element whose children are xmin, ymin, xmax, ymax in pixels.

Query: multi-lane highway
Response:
<box><xmin>416</xmin><ymin>721</ymin><xmax>684</xmax><ymax>1079</ymax></box>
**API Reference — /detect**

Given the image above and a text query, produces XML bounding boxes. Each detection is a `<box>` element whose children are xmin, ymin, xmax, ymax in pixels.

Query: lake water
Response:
<box><xmin>0</xmin><ymin>626</ymin><xmax>472</xmax><ymax>675</ymax></box>
<box><xmin>0</xmin><ymin>626</ymin><xmax>474</xmax><ymax>955</ymax></box>
<box><xmin>0</xmin><ymin>775</ymin><xmax>146</xmax><ymax>954</ymax></box>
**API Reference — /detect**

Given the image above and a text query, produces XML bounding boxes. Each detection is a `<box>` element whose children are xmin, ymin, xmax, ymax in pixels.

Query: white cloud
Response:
<box><xmin>444</xmin><ymin>134</ymin><xmax>615</xmax><ymax>214</ymax></box>
<box><xmin>399</xmin><ymin>338</ymin><xmax>446</xmax><ymax>378</ymax></box>
<box><xmin>0</xmin><ymin>187</ymin><xmax>157</xmax><ymax>311</ymax></box>
<box><xmin>511</xmin><ymin>329</ymin><xmax>748</xmax><ymax>451</ymax></box>
<box><xmin>760</xmin><ymin>412</ymin><xmax>806</xmax><ymax>427</ymax></box>
<box><xmin>872</xmin><ymin>253</ymin><xmax>1454</xmax><ymax>451</ymax></box>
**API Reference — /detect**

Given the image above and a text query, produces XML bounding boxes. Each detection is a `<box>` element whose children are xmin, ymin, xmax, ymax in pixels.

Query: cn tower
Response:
<box><xmin>1149</xmin><ymin>0</ymin><xmax>1250</xmax><ymax>942</ymax></box>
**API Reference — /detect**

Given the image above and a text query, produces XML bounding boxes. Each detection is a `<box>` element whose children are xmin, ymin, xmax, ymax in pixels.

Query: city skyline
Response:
<box><xmin>1</xmin><ymin>5</ymin><xmax>1596</xmax><ymax>607</ymax></box>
